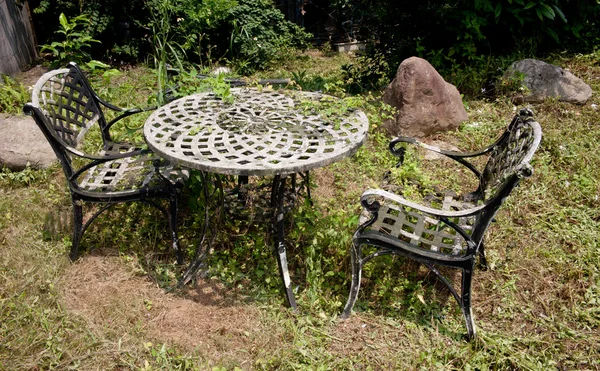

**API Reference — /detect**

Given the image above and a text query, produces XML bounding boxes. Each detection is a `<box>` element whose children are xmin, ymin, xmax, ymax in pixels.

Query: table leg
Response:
<box><xmin>271</xmin><ymin>174</ymin><xmax>298</xmax><ymax>310</ymax></box>
<box><xmin>298</xmin><ymin>171</ymin><xmax>313</xmax><ymax>205</ymax></box>
<box><xmin>177</xmin><ymin>171</ymin><xmax>222</xmax><ymax>287</ymax></box>
<box><xmin>237</xmin><ymin>175</ymin><xmax>249</xmax><ymax>200</ymax></box>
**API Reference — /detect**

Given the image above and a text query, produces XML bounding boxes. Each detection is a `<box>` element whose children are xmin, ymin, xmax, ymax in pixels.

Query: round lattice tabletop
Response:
<box><xmin>143</xmin><ymin>88</ymin><xmax>369</xmax><ymax>176</ymax></box>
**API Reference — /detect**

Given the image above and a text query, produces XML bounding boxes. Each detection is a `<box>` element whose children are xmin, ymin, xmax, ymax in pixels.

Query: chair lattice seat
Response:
<box><xmin>79</xmin><ymin>152</ymin><xmax>185</xmax><ymax>193</ymax></box>
<box><xmin>366</xmin><ymin>194</ymin><xmax>476</xmax><ymax>257</ymax></box>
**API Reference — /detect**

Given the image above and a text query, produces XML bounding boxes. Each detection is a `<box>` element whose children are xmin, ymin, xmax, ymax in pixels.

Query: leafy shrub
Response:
<box><xmin>143</xmin><ymin>0</ymin><xmax>237</xmax><ymax>68</ymax></box>
<box><xmin>329</xmin><ymin>0</ymin><xmax>600</xmax><ymax>96</ymax></box>
<box><xmin>227</xmin><ymin>0</ymin><xmax>313</xmax><ymax>74</ymax></box>
<box><xmin>0</xmin><ymin>75</ymin><xmax>30</xmax><ymax>114</ymax></box>
<box><xmin>32</xmin><ymin>0</ymin><xmax>147</xmax><ymax>63</ymax></box>
<box><xmin>341</xmin><ymin>51</ymin><xmax>390</xmax><ymax>94</ymax></box>
<box><xmin>39</xmin><ymin>13</ymin><xmax>100</xmax><ymax>67</ymax></box>
<box><xmin>33</xmin><ymin>0</ymin><xmax>312</xmax><ymax>74</ymax></box>
<box><xmin>175</xmin><ymin>0</ymin><xmax>238</xmax><ymax>64</ymax></box>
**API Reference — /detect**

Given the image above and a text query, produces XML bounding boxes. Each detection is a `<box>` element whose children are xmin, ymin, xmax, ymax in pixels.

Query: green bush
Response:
<box><xmin>227</xmin><ymin>0</ymin><xmax>312</xmax><ymax>74</ymax></box>
<box><xmin>145</xmin><ymin>0</ymin><xmax>237</xmax><ymax>67</ymax></box>
<box><xmin>33</xmin><ymin>0</ymin><xmax>143</xmax><ymax>62</ymax></box>
<box><xmin>331</xmin><ymin>0</ymin><xmax>600</xmax><ymax>96</ymax></box>
<box><xmin>341</xmin><ymin>51</ymin><xmax>390</xmax><ymax>94</ymax></box>
<box><xmin>33</xmin><ymin>0</ymin><xmax>312</xmax><ymax>75</ymax></box>
<box><xmin>39</xmin><ymin>13</ymin><xmax>100</xmax><ymax>67</ymax></box>
<box><xmin>0</xmin><ymin>75</ymin><xmax>30</xmax><ymax>115</ymax></box>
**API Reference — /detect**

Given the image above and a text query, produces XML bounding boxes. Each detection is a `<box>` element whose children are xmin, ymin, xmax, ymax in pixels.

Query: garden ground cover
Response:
<box><xmin>0</xmin><ymin>50</ymin><xmax>599</xmax><ymax>370</ymax></box>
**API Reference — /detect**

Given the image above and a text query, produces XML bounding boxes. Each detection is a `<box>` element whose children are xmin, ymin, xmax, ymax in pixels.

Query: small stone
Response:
<box><xmin>211</xmin><ymin>66</ymin><xmax>231</xmax><ymax>75</ymax></box>
<box><xmin>420</xmin><ymin>140</ymin><xmax>460</xmax><ymax>161</ymax></box>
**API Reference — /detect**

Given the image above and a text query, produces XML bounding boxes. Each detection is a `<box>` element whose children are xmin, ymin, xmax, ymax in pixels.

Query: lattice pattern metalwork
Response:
<box><xmin>367</xmin><ymin>194</ymin><xmax>476</xmax><ymax>257</ymax></box>
<box><xmin>32</xmin><ymin>68</ymin><xmax>98</xmax><ymax>146</ymax></box>
<box><xmin>79</xmin><ymin>152</ymin><xmax>182</xmax><ymax>192</ymax></box>
<box><xmin>481</xmin><ymin>114</ymin><xmax>538</xmax><ymax>199</ymax></box>
<box><xmin>31</xmin><ymin>66</ymin><xmax>186</xmax><ymax>194</ymax></box>
<box><xmin>144</xmin><ymin>88</ymin><xmax>369</xmax><ymax>176</ymax></box>
<box><xmin>144</xmin><ymin>87</ymin><xmax>369</xmax><ymax>309</ymax></box>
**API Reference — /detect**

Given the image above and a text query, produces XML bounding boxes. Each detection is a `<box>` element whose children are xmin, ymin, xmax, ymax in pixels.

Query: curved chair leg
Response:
<box><xmin>461</xmin><ymin>265</ymin><xmax>476</xmax><ymax>341</ymax></box>
<box><xmin>341</xmin><ymin>240</ymin><xmax>363</xmax><ymax>319</ymax></box>
<box><xmin>477</xmin><ymin>240</ymin><xmax>488</xmax><ymax>270</ymax></box>
<box><xmin>70</xmin><ymin>201</ymin><xmax>84</xmax><ymax>261</ymax></box>
<box><xmin>169</xmin><ymin>196</ymin><xmax>183</xmax><ymax>264</ymax></box>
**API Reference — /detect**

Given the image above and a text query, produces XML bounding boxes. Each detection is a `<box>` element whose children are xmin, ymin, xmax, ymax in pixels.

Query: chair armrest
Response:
<box><xmin>390</xmin><ymin>136</ymin><xmax>497</xmax><ymax>159</ymax></box>
<box><xmin>361</xmin><ymin>188</ymin><xmax>487</xmax><ymax>219</ymax></box>
<box><xmin>104</xmin><ymin>106</ymin><xmax>157</xmax><ymax>131</ymax></box>
<box><xmin>389</xmin><ymin>136</ymin><xmax>498</xmax><ymax>179</ymax></box>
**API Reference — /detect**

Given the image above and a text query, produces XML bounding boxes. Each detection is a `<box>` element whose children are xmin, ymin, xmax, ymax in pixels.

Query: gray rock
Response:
<box><xmin>420</xmin><ymin>140</ymin><xmax>460</xmax><ymax>161</ymax></box>
<box><xmin>505</xmin><ymin>59</ymin><xmax>592</xmax><ymax>104</ymax></box>
<box><xmin>383</xmin><ymin>57</ymin><xmax>468</xmax><ymax>138</ymax></box>
<box><xmin>0</xmin><ymin>114</ymin><xmax>56</xmax><ymax>171</ymax></box>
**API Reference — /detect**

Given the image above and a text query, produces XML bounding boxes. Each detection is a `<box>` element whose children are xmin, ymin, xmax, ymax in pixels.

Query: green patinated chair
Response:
<box><xmin>24</xmin><ymin>62</ymin><xmax>188</xmax><ymax>262</ymax></box>
<box><xmin>341</xmin><ymin>108</ymin><xmax>542</xmax><ymax>340</ymax></box>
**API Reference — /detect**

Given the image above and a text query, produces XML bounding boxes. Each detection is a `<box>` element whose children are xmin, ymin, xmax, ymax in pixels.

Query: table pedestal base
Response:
<box><xmin>176</xmin><ymin>172</ymin><xmax>310</xmax><ymax>309</ymax></box>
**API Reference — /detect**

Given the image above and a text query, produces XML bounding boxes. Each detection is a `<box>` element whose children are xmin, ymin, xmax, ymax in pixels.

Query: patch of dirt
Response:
<box><xmin>304</xmin><ymin>49</ymin><xmax>325</xmax><ymax>58</ymax></box>
<box><xmin>61</xmin><ymin>251</ymin><xmax>267</xmax><ymax>364</ymax></box>
<box><xmin>311</xmin><ymin>168</ymin><xmax>337</xmax><ymax>201</ymax></box>
<box><xmin>15</xmin><ymin>65</ymin><xmax>48</xmax><ymax>88</ymax></box>
<box><xmin>311</xmin><ymin>166</ymin><xmax>368</xmax><ymax>205</ymax></box>
<box><xmin>329</xmin><ymin>315</ymin><xmax>418</xmax><ymax>369</ymax></box>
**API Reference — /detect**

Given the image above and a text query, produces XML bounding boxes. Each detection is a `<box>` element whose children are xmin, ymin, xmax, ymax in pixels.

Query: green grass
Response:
<box><xmin>1</xmin><ymin>51</ymin><xmax>599</xmax><ymax>370</ymax></box>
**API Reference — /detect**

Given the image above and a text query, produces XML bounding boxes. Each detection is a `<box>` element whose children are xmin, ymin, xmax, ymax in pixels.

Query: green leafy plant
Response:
<box><xmin>146</xmin><ymin>0</ymin><xmax>186</xmax><ymax>106</ymax></box>
<box><xmin>176</xmin><ymin>0</ymin><xmax>238</xmax><ymax>66</ymax></box>
<box><xmin>167</xmin><ymin>68</ymin><xmax>234</xmax><ymax>104</ymax></box>
<box><xmin>0</xmin><ymin>166</ymin><xmax>49</xmax><ymax>187</ymax></box>
<box><xmin>341</xmin><ymin>51</ymin><xmax>390</xmax><ymax>94</ymax></box>
<box><xmin>228</xmin><ymin>0</ymin><xmax>312</xmax><ymax>74</ymax></box>
<box><xmin>0</xmin><ymin>75</ymin><xmax>29</xmax><ymax>114</ymax></box>
<box><xmin>39</xmin><ymin>13</ymin><xmax>100</xmax><ymax>67</ymax></box>
<box><xmin>496</xmin><ymin>69</ymin><xmax>530</xmax><ymax>97</ymax></box>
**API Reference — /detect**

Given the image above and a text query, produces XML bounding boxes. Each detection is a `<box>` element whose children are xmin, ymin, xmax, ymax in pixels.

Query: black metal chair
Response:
<box><xmin>23</xmin><ymin>62</ymin><xmax>188</xmax><ymax>263</ymax></box>
<box><xmin>341</xmin><ymin>108</ymin><xmax>542</xmax><ymax>340</ymax></box>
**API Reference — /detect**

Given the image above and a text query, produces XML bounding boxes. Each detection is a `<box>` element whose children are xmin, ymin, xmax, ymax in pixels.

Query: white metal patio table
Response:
<box><xmin>144</xmin><ymin>87</ymin><xmax>369</xmax><ymax>308</ymax></box>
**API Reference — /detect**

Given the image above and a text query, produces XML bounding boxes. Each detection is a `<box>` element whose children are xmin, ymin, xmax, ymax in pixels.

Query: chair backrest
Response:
<box><xmin>24</xmin><ymin>63</ymin><xmax>110</xmax><ymax>182</ymax></box>
<box><xmin>23</xmin><ymin>103</ymin><xmax>80</xmax><ymax>181</ymax></box>
<box><xmin>468</xmin><ymin>109</ymin><xmax>541</xmax><ymax>244</ymax></box>
<box><xmin>30</xmin><ymin>62</ymin><xmax>110</xmax><ymax>148</ymax></box>
<box><xmin>480</xmin><ymin>109</ymin><xmax>542</xmax><ymax>201</ymax></box>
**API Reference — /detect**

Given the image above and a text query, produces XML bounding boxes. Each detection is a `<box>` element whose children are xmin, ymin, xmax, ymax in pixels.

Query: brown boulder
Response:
<box><xmin>383</xmin><ymin>57</ymin><xmax>468</xmax><ymax>138</ymax></box>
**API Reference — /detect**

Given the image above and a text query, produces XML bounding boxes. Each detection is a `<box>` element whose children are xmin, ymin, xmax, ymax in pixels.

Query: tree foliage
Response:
<box><xmin>31</xmin><ymin>0</ymin><xmax>311</xmax><ymax>72</ymax></box>
<box><xmin>334</xmin><ymin>0</ymin><xmax>600</xmax><ymax>94</ymax></box>
<box><xmin>339</xmin><ymin>0</ymin><xmax>599</xmax><ymax>59</ymax></box>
